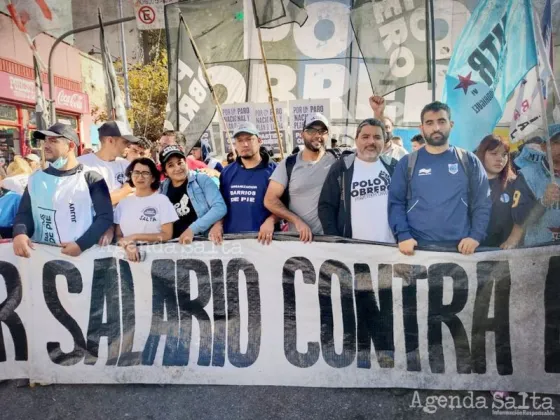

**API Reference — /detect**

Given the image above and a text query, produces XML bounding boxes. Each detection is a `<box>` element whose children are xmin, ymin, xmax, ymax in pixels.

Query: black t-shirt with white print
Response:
<box><xmin>166</xmin><ymin>179</ymin><xmax>198</xmax><ymax>238</ymax></box>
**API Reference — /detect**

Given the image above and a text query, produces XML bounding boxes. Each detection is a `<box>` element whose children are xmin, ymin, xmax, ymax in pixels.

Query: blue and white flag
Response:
<box><xmin>442</xmin><ymin>0</ymin><xmax>538</xmax><ymax>151</ymax></box>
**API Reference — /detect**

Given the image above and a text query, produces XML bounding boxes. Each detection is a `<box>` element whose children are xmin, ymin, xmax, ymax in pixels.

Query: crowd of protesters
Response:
<box><xmin>3</xmin><ymin>95</ymin><xmax>559</xmax><ymax>261</ymax></box>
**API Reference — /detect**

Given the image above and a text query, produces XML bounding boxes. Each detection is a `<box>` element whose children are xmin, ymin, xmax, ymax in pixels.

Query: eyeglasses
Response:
<box><xmin>304</xmin><ymin>128</ymin><xmax>328</xmax><ymax>136</ymax></box>
<box><xmin>131</xmin><ymin>170</ymin><xmax>152</xmax><ymax>178</ymax></box>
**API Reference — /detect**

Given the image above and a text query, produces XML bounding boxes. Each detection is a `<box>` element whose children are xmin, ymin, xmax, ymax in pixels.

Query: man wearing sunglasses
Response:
<box><xmin>265</xmin><ymin>113</ymin><xmax>335</xmax><ymax>242</ymax></box>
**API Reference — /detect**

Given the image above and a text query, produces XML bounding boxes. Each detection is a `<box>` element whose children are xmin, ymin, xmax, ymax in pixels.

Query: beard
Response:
<box><xmin>303</xmin><ymin>137</ymin><xmax>324</xmax><ymax>152</ymax></box>
<box><xmin>425</xmin><ymin>131</ymin><xmax>449</xmax><ymax>146</ymax></box>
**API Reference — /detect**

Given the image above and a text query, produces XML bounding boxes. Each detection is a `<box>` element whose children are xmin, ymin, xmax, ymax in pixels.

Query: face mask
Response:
<box><xmin>51</xmin><ymin>155</ymin><xmax>68</xmax><ymax>170</ymax></box>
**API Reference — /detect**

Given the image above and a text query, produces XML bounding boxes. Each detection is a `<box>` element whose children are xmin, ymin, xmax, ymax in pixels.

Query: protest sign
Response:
<box><xmin>290</xmin><ymin>99</ymin><xmax>330</xmax><ymax>146</ymax></box>
<box><xmin>1</xmin><ymin>241</ymin><xmax>560</xmax><ymax>393</ymax></box>
<box><xmin>253</xmin><ymin>102</ymin><xmax>288</xmax><ymax>154</ymax></box>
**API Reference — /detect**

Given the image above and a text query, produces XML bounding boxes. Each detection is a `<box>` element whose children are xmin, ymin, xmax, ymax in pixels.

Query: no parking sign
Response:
<box><xmin>134</xmin><ymin>0</ymin><xmax>178</xmax><ymax>30</ymax></box>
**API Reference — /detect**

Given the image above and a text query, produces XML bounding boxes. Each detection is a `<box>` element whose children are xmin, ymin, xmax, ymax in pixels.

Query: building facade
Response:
<box><xmin>0</xmin><ymin>12</ymin><xmax>108</xmax><ymax>163</ymax></box>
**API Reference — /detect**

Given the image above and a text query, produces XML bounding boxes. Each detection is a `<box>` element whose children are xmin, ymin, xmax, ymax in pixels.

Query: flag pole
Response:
<box><xmin>428</xmin><ymin>0</ymin><xmax>436</xmax><ymax>102</ymax></box>
<box><xmin>179</xmin><ymin>15</ymin><xmax>236</xmax><ymax>157</ymax></box>
<box><xmin>257</xmin><ymin>27</ymin><xmax>285</xmax><ymax>160</ymax></box>
<box><xmin>533</xmin><ymin>12</ymin><xmax>556</xmax><ymax>181</ymax></box>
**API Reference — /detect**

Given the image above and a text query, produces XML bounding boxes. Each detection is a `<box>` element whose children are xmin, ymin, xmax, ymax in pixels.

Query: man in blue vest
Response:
<box><xmin>13</xmin><ymin>123</ymin><xmax>113</xmax><ymax>258</ymax></box>
<box><xmin>388</xmin><ymin>101</ymin><xmax>491</xmax><ymax>255</ymax></box>
<box><xmin>209</xmin><ymin>122</ymin><xmax>277</xmax><ymax>244</ymax></box>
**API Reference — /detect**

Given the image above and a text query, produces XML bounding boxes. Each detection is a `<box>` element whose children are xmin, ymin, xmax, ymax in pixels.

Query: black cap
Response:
<box><xmin>159</xmin><ymin>145</ymin><xmax>186</xmax><ymax>167</ymax></box>
<box><xmin>98</xmin><ymin>121</ymin><xmax>140</xmax><ymax>143</ymax></box>
<box><xmin>33</xmin><ymin>122</ymin><xmax>79</xmax><ymax>144</ymax></box>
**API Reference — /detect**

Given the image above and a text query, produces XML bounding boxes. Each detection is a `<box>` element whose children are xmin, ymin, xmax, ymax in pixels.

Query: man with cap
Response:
<box><xmin>12</xmin><ymin>123</ymin><xmax>113</xmax><ymax>258</ymax></box>
<box><xmin>191</xmin><ymin>138</ymin><xmax>224</xmax><ymax>172</ymax></box>
<box><xmin>264</xmin><ymin>112</ymin><xmax>335</xmax><ymax>242</ymax></box>
<box><xmin>79</xmin><ymin>121</ymin><xmax>140</xmax><ymax>205</ymax></box>
<box><xmin>208</xmin><ymin>121</ymin><xmax>278</xmax><ymax>245</ymax></box>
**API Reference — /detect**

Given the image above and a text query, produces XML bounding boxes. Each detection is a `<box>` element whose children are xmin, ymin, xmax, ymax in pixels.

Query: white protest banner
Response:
<box><xmin>253</xmin><ymin>102</ymin><xmax>288</xmax><ymax>154</ymax></box>
<box><xmin>1</xmin><ymin>241</ymin><xmax>560</xmax><ymax>393</ymax></box>
<box><xmin>289</xmin><ymin>99</ymin><xmax>331</xmax><ymax>146</ymax></box>
<box><xmin>219</xmin><ymin>103</ymin><xmax>253</xmax><ymax>153</ymax></box>
<box><xmin>134</xmin><ymin>0</ymin><xmax>178</xmax><ymax>30</ymax></box>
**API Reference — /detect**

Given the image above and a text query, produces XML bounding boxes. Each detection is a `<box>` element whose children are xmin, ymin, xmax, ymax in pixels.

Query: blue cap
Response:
<box><xmin>233</xmin><ymin>121</ymin><xmax>260</xmax><ymax>138</ymax></box>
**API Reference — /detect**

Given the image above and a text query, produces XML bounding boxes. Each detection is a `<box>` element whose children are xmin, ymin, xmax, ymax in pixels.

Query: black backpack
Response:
<box><xmin>280</xmin><ymin>148</ymin><xmax>352</xmax><ymax>207</ymax></box>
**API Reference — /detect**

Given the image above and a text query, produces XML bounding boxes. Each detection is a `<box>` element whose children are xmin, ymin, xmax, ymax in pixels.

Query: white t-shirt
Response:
<box><xmin>114</xmin><ymin>192</ymin><xmax>179</xmax><ymax>237</ymax></box>
<box><xmin>2</xmin><ymin>174</ymin><xmax>29</xmax><ymax>194</ymax></box>
<box><xmin>78</xmin><ymin>153</ymin><xmax>130</xmax><ymax>192</ymax></box>
<box><xmin>350</xmin><ymin>158</ymin><xmax>396</xmax><ymax>243</ymax></box>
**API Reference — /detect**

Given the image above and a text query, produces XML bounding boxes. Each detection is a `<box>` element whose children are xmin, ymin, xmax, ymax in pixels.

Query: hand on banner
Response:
<box><xmin>13</xmin><ymin>234</ymin><xmax>34</xmax><ymax>258</ymax></box>
<box><xmin>209</xmin><ymin>222</ymin><xmax>223</xmax><ymax>245</ymax></box>
<box><xmin>294</xmin><ymin>219</ymin><xmax>312</xmax><ymax>243</ymax></box>
<box><xmin>257</xmin><ymin>217</ymin><xmax>275</xmax><ymax>245</ymax></box>
<box><xmin>398</xmin><ymin>238</ymin><xmax>417</xmax><ymax>256</ymax></box>
<box><xmin>542</xmin><ymin>183</ymin><xmax>560</xmax><ymax>207</ymax></box>
<box><xmin>458</xmin><ymin>238</ymin><xmax>480</xmax><ymax>255</ymax></box>
<box><xmin>369</xmin><ymin>95</ymin><xmax>385</xmax><ymax>118</ymax></box>
<box><xmin>98</xmin><ymin>226</ymin><xmax>115</xmax><ymax>246</ymax></box>
<box><xmin>61</xmin><ymin>242</ymin><xmax>82</xmax><ymax>257</ymax></box>
<box><xmin>179</xmin><ymin>228</ymin><xmax>195</xmax><ymax>245</ymax></box>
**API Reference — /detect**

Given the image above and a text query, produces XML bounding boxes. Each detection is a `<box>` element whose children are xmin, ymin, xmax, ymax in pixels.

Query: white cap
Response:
<box><xmin>303</xmin><ymin>112</ymin><xmax>329</xmax><ymax>129</ymax></box>
<box><xmin>25</xmin><ymin>154</ymin><xmax>40</xmax><ymax>163</ymax></box>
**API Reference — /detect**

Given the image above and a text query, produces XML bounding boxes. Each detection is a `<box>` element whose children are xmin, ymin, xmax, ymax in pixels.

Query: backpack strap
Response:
<box><xmin>454</xmin><ymin>147</ymin><xmax>473</xmax><ymax>207</ymax></box>
<box><xmin>280</xmin><ymin>154</ymin><xmax>298</xmax><ymax>207</ymax></box>
<box><xmin>380</xmin><ymin>157</ymin><xmax>397</xmax><ymax>177</ymax></box>
<box><xmin>406</xmin><ymin>150</ymin><xmax>419</xmax><ymax>201</ymax></box>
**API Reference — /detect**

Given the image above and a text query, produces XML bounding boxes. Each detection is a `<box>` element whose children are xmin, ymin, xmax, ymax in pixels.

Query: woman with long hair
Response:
<box><xmin>475</xmin><ymin>135</ymin><xmax>521</xmax><ymax>248</ymax></box>
<box><xmin>115</xmin><ymin>158</ymin><xmax>178</xmax><ymax>261</ymax></box>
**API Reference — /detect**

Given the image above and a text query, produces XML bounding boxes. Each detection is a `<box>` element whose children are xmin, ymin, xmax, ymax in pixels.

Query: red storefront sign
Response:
<box><xmin>0</xmin><ymin>71</ymin><xmax>89</xmax><ymax>114</ymax></box>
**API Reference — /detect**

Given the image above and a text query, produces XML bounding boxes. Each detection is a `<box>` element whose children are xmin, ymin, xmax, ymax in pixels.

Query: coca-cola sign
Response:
<box><xmin>0</xmin><ymin>71</ymin><xmax>89</xmax><ymax>114</ymax></box>
<box><xmin>56</xmin><ymin>90</ymin><xmax>85</xmax><ymax>112</ymax></box>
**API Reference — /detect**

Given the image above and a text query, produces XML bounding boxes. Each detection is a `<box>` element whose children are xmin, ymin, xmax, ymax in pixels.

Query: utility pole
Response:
<box><xmin>118</xmin><ymin>0</ymin><xmax>132</xmax><ymax>109</ymax></box>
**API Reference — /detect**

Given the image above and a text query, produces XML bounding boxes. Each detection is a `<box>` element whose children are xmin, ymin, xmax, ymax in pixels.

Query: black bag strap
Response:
<box><xmin>280</xmin><ymin>153</ymin><xmax>298</xmax><ymax>207</ymax></box>
<box><xmin>406</xmin><ymin>150</ymin><xmax>419</xmax><ymax>201</ymax></box>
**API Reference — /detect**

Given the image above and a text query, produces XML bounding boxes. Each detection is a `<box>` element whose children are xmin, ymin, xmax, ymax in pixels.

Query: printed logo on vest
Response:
<box><xmin>448</xmin><ymin>163</ymin><xmax>459</xmax><ymax>175</ymax></box>
<box><xmin>548</xmin><ymin>227</ymin><xmax>560</xmax><ymax>241</ymax></box>
<box><xmin>141</xmin><ymin>207</ymin><xmax>158</xmax><ymax>222</ymax></box>
<box><xmin>69</xmin><ymin>203</ymin><xmax>77</xmax><ymax>223</ymax></box>
<box><xmin>38</xmin><ymin>207</ymin><xmax>60</xmax><ymax>244</ymax></box>
<box><xmin>418</xmin><ymin>168</ymin><xmax>431</xmax><ymax>176</ymax></box>
<box><xmin>500</xmin><ymin>193</ymin><xmax>510</xmax><ymax>203</ymax></box>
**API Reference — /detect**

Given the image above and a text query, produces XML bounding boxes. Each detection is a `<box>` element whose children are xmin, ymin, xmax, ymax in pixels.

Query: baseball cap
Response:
<box><xmin>233</xmin><ymin>121</ymin><xmax>260</xmax><ymax>138</ymax></box>
<box><xmin>98</xmin><ymin>121</ymin><xmax>140</xmax><ymax>143</ymax></box>
<box><xmin>33</xmin><ymin>122</ymin><xmax>79</xmax><ymax>144</ymax></box>
<box><xmin>304</xmin><ymin>112</ymin><xmax>329</xmax><ymax>130</ymax></box>
<box><xmin>159</xmin><ymin>145</ymin><xmax>186</xmax><ymax>167</ymax></box>
<box><xmin>24</xmin><ymin>153</ymin><xmax>40</xmax><ymax>163</ymax></box>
